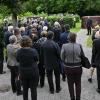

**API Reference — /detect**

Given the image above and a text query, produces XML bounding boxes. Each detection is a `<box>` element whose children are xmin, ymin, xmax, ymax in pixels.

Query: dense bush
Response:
<box><xmin>47</xmin><ymin>15</ymin><xmax>77</xmax><ymax>28</ymax></box>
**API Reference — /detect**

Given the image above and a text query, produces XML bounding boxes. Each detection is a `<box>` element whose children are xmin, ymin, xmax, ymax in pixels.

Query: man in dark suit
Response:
<box><xmin>0</xmin><ymin>27</ymin><xmax>6</xmax><ymax>74</ymax></box>
<box><xmin>92</xmin><ymin>33</ymin><xmax>100</xmax><ymax>93</ymax></box>
<box><xmin>86</xmin><ymin>17</ymin><xmax>92</xmax><ymax>35</ymax></box>
<box><xmin>42</xmin><ymin>31</ymin><xmax>61</xmax><ymax>94</ymax></box>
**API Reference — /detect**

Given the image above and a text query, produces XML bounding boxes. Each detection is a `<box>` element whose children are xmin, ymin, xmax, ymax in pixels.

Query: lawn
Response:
<box><xmin>86</xmin><ymin>36</ymin><xmax>93</xmax><ymax>48</ymax></box>
<box><xmin>71</xmin><ymin>21</ymin><xmax>81</xmax><ymax>33</ymax></box>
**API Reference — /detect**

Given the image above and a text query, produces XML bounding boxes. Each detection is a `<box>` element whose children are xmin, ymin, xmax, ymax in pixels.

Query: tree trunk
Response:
<box><xmin>12</xmin><ymin>13</ymin><xmax>18</xmax><ymax>27</ymax></box>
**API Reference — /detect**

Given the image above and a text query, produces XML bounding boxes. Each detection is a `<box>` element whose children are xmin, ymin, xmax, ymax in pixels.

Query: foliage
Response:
<box><xmin>1</xmin><ymin>0</ymin><xmax>100</xmax><ymax>18</ymax></box>
<box><xmin>20</xmin><ymin>0</ymin><xmax>100</xmax><ymax>16</ymax></box>
<box><xmin>86</xmin><ymin>36</ymin><xmax>93</xmax><ymax>48</ymax></box>
<box><xmin>70</xmin><ymin>22</ymin><xmax>81</xmax><ymax>33</ymax></box>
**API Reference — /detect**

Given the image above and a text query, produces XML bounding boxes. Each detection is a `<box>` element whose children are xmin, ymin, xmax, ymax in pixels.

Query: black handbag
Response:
<box><xmin>80</xmin><ymin>45</ymin><xmax>91</xmax><ymax>69</ymax></box>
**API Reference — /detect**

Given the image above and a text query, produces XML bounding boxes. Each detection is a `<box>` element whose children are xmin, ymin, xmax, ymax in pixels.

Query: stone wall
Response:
<box><xmin>81</xmin><ymin>16</ymin><xmax>100</xmax><ymax>28</ymax></box>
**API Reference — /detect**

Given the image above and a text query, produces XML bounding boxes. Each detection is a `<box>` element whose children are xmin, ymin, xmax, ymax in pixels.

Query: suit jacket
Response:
<box><xmin>42</xmin><ymin>39</ymin><xmax>60</xmax><ymax>70</ymax></box>
<box><xmin>86</xmin><ymin>19</ymin><xmax>92</xmax><ymax>28</ymax></box>
<box><xmin>91</xmin><ymin>38</ymin><xmax>100</xmax><ymax>67</ymax></box>
<box><xmin>4</xmin><ymin>31</ymin><xmax>13</xmax><ymax>46</ymax></box>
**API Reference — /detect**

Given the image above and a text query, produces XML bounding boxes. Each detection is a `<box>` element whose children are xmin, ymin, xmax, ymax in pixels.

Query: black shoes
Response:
<box><xmin>17</xmin><ymin>91</ymin><xmax>23</xmax><ymax>96</ymax></box>
<box><xmin>88</xmin><ymin>78</ymin><xmax>92</xmax><ymax>83</ymax></box>
<box><xmin>50</xmin><ymin>90</ymin><xmax>54</xmax><ymax>94</ymax></box>
<box><xmin>56</xmin><ymin>88</ymin><xmax>61</xmax><ymax>93</ymax></box>
<box><xmin>0</xmin><ymin>71</ymin><xmax>6</xmax><ymax>74</ymax></box>
<box><xmin>96</xmin><ymin>88</ymin><xmax>100</xmax><ymax>94</ymax></box>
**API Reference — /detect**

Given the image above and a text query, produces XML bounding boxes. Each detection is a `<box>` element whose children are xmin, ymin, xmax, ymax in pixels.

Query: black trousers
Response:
<box><xmin>97</xmin><ymin>67</ymin><xmax>100</xmax><ymax>90</ymax></box>
<box><xmin>38</xmin><ymin>63</ymin><xmax>45</xmax><ymax>87</ymax></box>
<box><xmin>46</xmin><ymin>67</ymin><xmax>60</xmax><ymax>91</ymax></box>
<box><xmin>22</xmin><ymin>78</ymin><xmax>38</xmax><ymax>100</ymax></box>
<box><xmin>0</xmin><ymin>59</ymin><xmax>4</xmax><ymax>74</ymax></box>
<box><xmin>65</xmin><ymin>67</ymin><xmax>82</xmax><ymax>100</ymax></box>
<box><xmin>8</xmin><ymin>65</ymin><xmax>21</xmax><ymax>93</ymax></box>
<box><xmin>87</xmin><ymin>27</ymin><xmax>91</xmax><ymax>35</ymax></box>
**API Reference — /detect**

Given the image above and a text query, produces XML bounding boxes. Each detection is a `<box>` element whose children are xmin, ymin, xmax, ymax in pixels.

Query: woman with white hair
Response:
<box><xmin>7</xmin><ymin>35</ymin><xmax>22</xmax><ymax>96</ymax></box>
<box><xmin>20</xmin><ymin>27</ymin><xmax>26</xmax><ymax>36</ymax></box>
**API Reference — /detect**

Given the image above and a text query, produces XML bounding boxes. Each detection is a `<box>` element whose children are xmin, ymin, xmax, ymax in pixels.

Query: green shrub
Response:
<box><xmin>19</xmin><ymin>11</ymin><xmax>33</xmax><ymax>18</ymax></box>
<box><xmin>63</xmin><ymin>16</ymin><xmax>74</xmax><ymax>28</ymax></box>
<box><xmin>47</xmin><ymin>15</ymin><xmax>75</xmax><ymax>28</ymax></box>
<box><xmin>36</xmin><ymin>12</ymin><xmax>48</xmax><ymax>18</ymax></box>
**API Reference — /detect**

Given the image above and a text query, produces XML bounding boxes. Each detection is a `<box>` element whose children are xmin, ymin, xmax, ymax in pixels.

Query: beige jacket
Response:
<box><xmin>7</xmin><ymin>43</ymin><xmax>20</xmax><ymax>66</ymax></box>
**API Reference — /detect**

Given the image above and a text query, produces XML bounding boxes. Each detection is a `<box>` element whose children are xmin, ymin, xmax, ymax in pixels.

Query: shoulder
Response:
<box><xmin>30</xmin><ymin>48</ymin><xmax>38</xmax><ymax>53</ymax></box>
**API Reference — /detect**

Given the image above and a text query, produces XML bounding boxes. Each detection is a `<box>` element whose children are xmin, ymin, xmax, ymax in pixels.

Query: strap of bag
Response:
<box><xmin>80</xmin><ymin>44</ymin><xmax>85</xmax><ymax>56</ymax></box>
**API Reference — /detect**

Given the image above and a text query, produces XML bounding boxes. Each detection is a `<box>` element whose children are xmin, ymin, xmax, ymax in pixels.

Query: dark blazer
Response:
<box><xmin>16</xmin><ymin>48</ymin><xmax>39</xmax><ymax>79</ymax></box>
<box><xmin>4</xmin><ymin>31</ymin><xmax>13</xmax><ymax>46</ymax></box>
<box><xmin>91</xmin><ymin>38</ymin><xmax>100</xmax><ymax>67</ymax></box>
<box><xmin>42</xmin><ymin>39</ymin><xmax>60</xmax><ymax>70</ymax></box>
<box><xmin>86</xmin><ymin>18</ymin><xmax>92</xmax><ymax>28</ymax></box>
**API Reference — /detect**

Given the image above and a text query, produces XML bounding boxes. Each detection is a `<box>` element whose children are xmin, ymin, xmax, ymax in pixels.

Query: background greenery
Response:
<box><xmin>86</xmin><ymin>36</ymin><xmax>93</xmax><ymax>48</ymax></box>
<box><xmin>1</xmin><ymin>0</ymin><xmax>100</xmax><ymax>17</ymax></box>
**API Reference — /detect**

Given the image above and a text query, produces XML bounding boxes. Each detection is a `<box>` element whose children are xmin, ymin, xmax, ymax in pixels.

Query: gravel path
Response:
<box><xmin>0</xmin><ymin>29</ymin><xmax>99</xmax><ymax>100</ymax></box>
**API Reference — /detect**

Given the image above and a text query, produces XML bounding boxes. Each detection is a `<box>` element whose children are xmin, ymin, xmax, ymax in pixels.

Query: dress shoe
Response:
<box><xmin>96</xmin><ymin>88</ymin><xmax>100</xmax><ymax>94</ymax></box>
<box><xmin>62</xmin><ymin>77</ymin><xmax>66</xmax><ymax>82</ymax></box>
<box><xmin>88</xmin><ymin>78</ymin><xmax>92</xmax><ymax>83</ymax></box>
<box><xmin>56</xmin><ymin>87</ymin><xmax>61</xmax><ymax>93</ymax></box>
<box><xmin>71</xmin><ymin>98</ymin><xmax>75</xmax><ymax>100</ymax></box>
<box><xmin>17</xmin><ymin>91</ymin><xmax>23</xmax><ymax>96</ymax></box>
<box><xmin>0</xmin><ymin>71</ymin><xmax>6</xmax><ymax>74</ymax></box>
<box><xmin>50</xmin><ymin>90</ymin><xmax>54</xmax><ymax>94</ymax></box>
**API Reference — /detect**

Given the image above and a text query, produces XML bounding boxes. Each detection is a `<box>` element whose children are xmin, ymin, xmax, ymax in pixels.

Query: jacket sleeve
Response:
<box><xmin>33</xmin><ymin>49</ymin><xmax>39</xmax><ymax>62</ymax></box>
<box><xmin>55</xmin><ymin>43</ymin><xmax>61</xmax><ymax>59</ymax></box>
<box><xmin>91</xmin><ymin>40</ymin><xmax>96</xmax><ymax>67</ymax></box>
<box><xmin>16</xmin><ymin>50</ymin><xmax>20</xmax><ymax>62</ymax></box>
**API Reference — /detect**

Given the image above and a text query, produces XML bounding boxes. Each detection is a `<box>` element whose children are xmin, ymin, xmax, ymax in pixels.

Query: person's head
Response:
<box><xmin>64</xmin><ymin>24</ymin><xmax>70</xmax><ymax>32</ymax></box>
<box><xmin>68</xmin><ymin>33</ymin><xmax>77</xmax><ymax>43</ymax></box>
<box><xmin>43</xmin><ymin>26</ymin><xmax>48</xmax><ymax>31</ymax></box>
<box><xmin>41</xmin><ymin>31</ymin><xmax>47</xmax><ymax>37</ymax></box>
<box><xmin>14</xmin><ymin>27</ymin><xmax>20</xmax><ymax>35</ymax></box>
<box><xmin>88</xmin><ymin>16</ymin><xmax>90</xmax><ymax>19</ymax></box>
<box><xmin>20</xmin><ymin>36</ymin><xmax>32</xmax><ymax>47</ymax></box>
<box><xmin>20</xmin><ymin>27</ymin><xmax>25</xmax><ymax>32</ymax></box>
<box><xmin>32</xmin><ymin>27</ymin><xmax>37</xmax><ymax>34</ymax></box>
<box><xmin>9</xmin><ymin>35</ymin><xmax>17</xmax><ymax>44</ymax></box>
<box><xmin>31</xmin><ymin>34</ymin><xmax>38</xmax><ymax>42</ymax></box>
<box><xmin>8</xmin><ymin>26</ymin><xmax>13</xmax><ymax>33</ymax></box>
<box><xmin>54</xmin><ymin>21</ymin><xmax>61</xmax><ymax>28</ymax></box>
<box><xmin>47</xmin><ymin>31</ymin><xmax>54</xmax><ymax>40</ymax></box>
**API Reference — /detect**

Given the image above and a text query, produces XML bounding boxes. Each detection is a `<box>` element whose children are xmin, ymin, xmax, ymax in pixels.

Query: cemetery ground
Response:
<box><xmin>0</xmin><ymin>29</ymin><xmax>99</xmax><ymax>100</ymax></box>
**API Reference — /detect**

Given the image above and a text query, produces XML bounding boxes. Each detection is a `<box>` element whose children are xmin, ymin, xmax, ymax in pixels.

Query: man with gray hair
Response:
<box><xmin>4</xmin><ymin>25</ymin><xmax>13</xmax><ymax>46</ymax></box>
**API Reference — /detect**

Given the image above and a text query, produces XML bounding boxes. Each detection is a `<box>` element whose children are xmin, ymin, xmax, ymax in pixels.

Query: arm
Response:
<box><xmin>33</xmin><ymin>49</ymin><xmax>39</xmax><ymax>63</ymax></box>
<box><xmin>91</xmin><ymin>41</ymin><xmax>96</xmax><ymax>67</ymax></box>
<box><xmin>55</xmin><ymin>43</ymin><xmax>61</xmax><ymax>59</ymax></box>
<box><xmin>61</xmin><ymin>45</ymin><xmax>65</xmax><ymax>62</ymax></box>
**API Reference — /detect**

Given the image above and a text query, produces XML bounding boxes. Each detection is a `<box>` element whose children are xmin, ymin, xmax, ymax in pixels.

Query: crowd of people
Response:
<box><xmin>0</xmin><ymin>17</ymin><xmax>100</xmax><ymax>100</ymax></box>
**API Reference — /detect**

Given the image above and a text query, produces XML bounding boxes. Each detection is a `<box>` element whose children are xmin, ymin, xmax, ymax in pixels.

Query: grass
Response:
<box><xmin>86</xmin><ymin>36</ymin><xmax>93</xmax><ymax>48</ymax></box>
<box><xmin>71</xmin><ymin>21</ymin><xmax>81</xmax><ymax>33</ymax></box>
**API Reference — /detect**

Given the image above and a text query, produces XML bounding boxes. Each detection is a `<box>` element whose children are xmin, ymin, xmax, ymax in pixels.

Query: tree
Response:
<box><xmin>0</xmin><ymin>0</ymin><xmax>28</xmax><ymax>26</ymax></box>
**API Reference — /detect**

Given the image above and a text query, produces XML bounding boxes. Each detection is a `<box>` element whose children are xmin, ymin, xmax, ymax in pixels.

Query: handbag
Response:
<box><xmin>80</xmin><ymin>45</ymin><xmax>91</xmax><ymax>69</ymax></box>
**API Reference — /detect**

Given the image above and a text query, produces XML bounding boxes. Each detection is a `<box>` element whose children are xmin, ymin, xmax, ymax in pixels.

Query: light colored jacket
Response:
<box><xmin>7</xmin><ymin>43</ymin><xmax>20</xmax><ymax>66</ymax></box>
<box><xmin>61</xmin><ymin>43</ymin><xmax>81</xmax><ymax>68</ymax></box>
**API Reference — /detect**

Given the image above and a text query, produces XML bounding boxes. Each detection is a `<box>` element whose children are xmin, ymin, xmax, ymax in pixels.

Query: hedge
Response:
<box><xmin>47</xmin><ymin>16</ymin><xmax>75</xmax><ymax>28</ymax></box>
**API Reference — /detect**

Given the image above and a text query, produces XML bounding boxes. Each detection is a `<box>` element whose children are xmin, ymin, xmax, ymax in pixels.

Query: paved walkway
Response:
<box><xmin>0</xmin><ymin>29</ymin><xmax>99</xmax><ymax>100</ymax></box>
